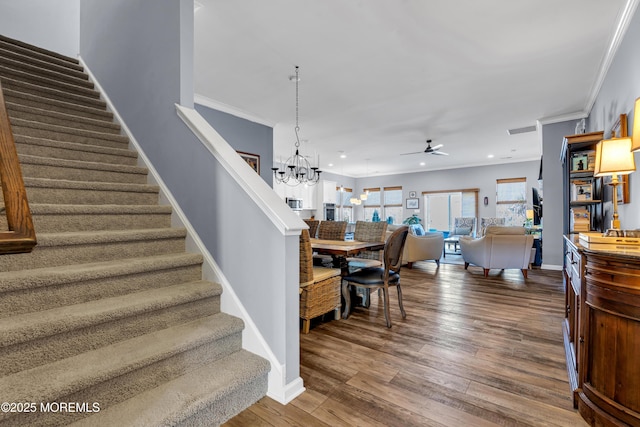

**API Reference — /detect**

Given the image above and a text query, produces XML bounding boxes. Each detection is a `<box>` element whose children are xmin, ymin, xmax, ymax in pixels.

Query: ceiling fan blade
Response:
<box><xmin>400</xmin><ymin>151</ymin><xmax>424</xmax><ymax>156</ymax></box>
<box><xmin>432</xmin><ymin>151</ymin><xmax>449</xmax><ymax>156</ymax></box>
<box><xmin>430</xmin><ymin>144</ymin><xmax>443</xmax><ymax>150</ymax></box>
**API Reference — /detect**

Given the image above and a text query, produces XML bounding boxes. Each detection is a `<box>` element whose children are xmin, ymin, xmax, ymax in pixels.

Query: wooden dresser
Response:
<box><xmin>563</xmin><ymin>235</ymin><xmax>640</xmax><ymax>426</ymax></box>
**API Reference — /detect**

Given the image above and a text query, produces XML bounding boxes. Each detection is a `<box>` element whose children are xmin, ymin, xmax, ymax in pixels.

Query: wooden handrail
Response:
<box><xmin>0</xmin><ymin>80</ymin><xmax>36</xmax><ymax>254</ymax></box>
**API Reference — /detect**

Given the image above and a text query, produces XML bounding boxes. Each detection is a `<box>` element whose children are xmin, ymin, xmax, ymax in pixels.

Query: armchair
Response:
<box><xmin>459</xmin><ymin>226</ymin><xmax>535</xmax><ymax>278</ymax></box>
<box><xmin>402</xmin><ymin>224</ymin><xmax>444</xmax><ymax>268</ymax></box>
<box><xmin>450</xmin><ymin>217</ymin><xmax>476</xmax><ymax>238</ymax></box>
<box><xmin>479</xmin><ymin>217</ymin><xmax>505</xmax><ymax>236</ymax></box>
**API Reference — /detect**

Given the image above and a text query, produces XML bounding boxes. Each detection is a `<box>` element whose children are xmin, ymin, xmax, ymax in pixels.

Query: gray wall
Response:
<box><xmin>354</xmin><ymin>160</ymin><xmax>541</xmax><ymax>223</ymax></box>
<box><xmin>541</xmin><ymin>120</ymin><xmax>576</xmax><ymax>267</ymax></box>
<box><xmin>79</xmin><ymin>0</ymin><xmax>298</xmax><ymax>383</ymax></box>
<box><xmin>588</xmin><ymin>8</ymin><xmax>640</xmax><ymax>229</ymax></box>
<box><xmin>195</xmin><ymin>103</ymin><xmax>273</xmax><ymax>185</ymax></box>
<box><xmin>0</xmin><ymin>0</ymin><xmax>80</xmax><ymax>57</ymax></box>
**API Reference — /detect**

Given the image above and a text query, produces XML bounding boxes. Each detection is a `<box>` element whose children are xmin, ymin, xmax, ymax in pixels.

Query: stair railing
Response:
<box><xmin>0</xmin><ymin>81</ymin><xmax>36</xmax><ymax>254</ymax></box>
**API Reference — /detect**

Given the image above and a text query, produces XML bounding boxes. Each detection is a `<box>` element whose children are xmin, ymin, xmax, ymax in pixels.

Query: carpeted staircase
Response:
<box><xmin>0</xmin><ymin>34</ymin><xmax>269</xmax><ymax>426</ymax></box>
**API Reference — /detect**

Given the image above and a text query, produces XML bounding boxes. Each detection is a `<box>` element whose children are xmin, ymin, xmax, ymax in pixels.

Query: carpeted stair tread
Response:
<box><xmin>24</xmin><ymin>177</ymin><xmax>160</xmax><ymax>206</ymax></box>
<box><xmin>0</xmin><ymin>46</ymin><xmax>88</xmax><ymax>81</ymax></box>
<box><xmin>0</xmin><ymin>252</ymin><xmax>204</xmax><ymax>294</ymax></box>
<box><xmin>7</xmin><ymin>101</ymin><xmax>120</xmax><ymax>134</ymax></box>
<box><xmin>0</xmin><ymin>228</ymin><xmax>187</xmax><ymax>272</ymax></box>
<box><xmin>0</xmin><ymin>34</ymin><xmax>81</xmax><ymax>69</ymax></box>
<box><xmin>14</xmin><ymin>134</ymin><xmax>138</xmax><ymax>166</ymax></box>
<box><xmin>0</xmin><ymin>313</ymin><xmax>244</xmax><ymax>405</ymax></box>
<box><xmin>0</xmin><ymin>64</ymin><xmax>100</xmax><ymax>99</ymax></box>
<box><xmin>70</xmin><ymin>350</ymin><xmax>270</xmax><ymax>427</ymax></box>
<box><xmin>4</xmin><ymin>87</ymin><xmax>113</xmax><ymax>121</ymax></box>
<box><xmin>24</xmin><ymin>176</ymin><xmax>159</xmax><ymax>193</ymax></box>
<box><xmin>27</xmin><ymin>203</ymin><xmax>172</xmax><ymax>233</ymax></box>
<box><xmin>0</xmin><ymin>56</ymin><xmax>93</xmax><ymax>89</ymax></box>
<box><xmin>19</xmin><ymin>153</ymin><xmax>148</xmax><ymax>183</ymax></box>
<box><xmin>10</xmin><ymin>117</ymin><xmax>129</xmax><ymax>147</ymax></box>
<box><xmin>0</xmin><ymin>280</ymin><xmax>220</xmax><ymax>348</ymax></box>
<box><xmin>0</xmin><ymin>76</ymin><xmax>107</xmax><ymax>110</ymax></box>
<box><xmin>29</xmin><ymin>227</ymin><xmax>187</xmax><ymax>247</ymax></box>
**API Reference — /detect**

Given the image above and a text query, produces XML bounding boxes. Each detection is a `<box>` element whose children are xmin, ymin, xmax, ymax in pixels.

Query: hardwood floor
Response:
<box><xmin>224</xmin><ymin>262</ymin><xmax>588</xmax><ymax>426</ymax></box>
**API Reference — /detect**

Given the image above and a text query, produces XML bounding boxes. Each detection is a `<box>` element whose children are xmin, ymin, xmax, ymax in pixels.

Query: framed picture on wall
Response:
<box><xmin>237</xmin><ymin>151</ymin><xmax>260</xmax><ymax>174</ymax></box>
<box><xmin>406</xmin><ymin>198</ymin><xmax>419</xmax><ymax>209</ymax></box>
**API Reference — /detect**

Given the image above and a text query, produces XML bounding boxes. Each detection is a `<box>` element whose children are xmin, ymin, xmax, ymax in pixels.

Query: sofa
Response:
<box><xmin>459</xmin><ymin>226</ymin><xmax>535</xmax><ymax>278</ymax></box>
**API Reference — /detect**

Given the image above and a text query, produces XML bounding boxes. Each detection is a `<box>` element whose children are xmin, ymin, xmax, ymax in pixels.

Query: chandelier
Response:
<box><xmin>272</xmin><ymin>66</ymin><xmax>321</xmax><ymax>186</ymax></box>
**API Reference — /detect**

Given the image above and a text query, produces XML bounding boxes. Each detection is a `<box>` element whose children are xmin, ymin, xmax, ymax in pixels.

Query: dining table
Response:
<box><xmin>310</xmin><ymin>238</ymin><xmax>385</xmax><ymax>317</ymax></box>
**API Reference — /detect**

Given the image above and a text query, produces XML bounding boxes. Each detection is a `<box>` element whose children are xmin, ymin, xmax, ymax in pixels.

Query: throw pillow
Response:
<box><xmin>411</xmin><ymin>224</ymin><xmax>425</xmax><ymax>236</ymax></box>
<box><xmin>454</xmin><ymin>226</ymin><xmax>471</xmax><ymax>236</ymax></box>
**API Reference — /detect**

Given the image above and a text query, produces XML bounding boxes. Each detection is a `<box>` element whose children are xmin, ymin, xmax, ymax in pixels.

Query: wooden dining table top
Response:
<box><xmin>310</xmin><ymin>238</ymin><xmax>385</xmax><ymax>256</ymax></box>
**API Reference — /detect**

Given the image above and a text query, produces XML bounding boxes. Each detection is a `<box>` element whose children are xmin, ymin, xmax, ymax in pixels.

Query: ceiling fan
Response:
<box><xmin>401</xmin><ymin>139</ymin><xmax>449</xmax><ymax>156</ymax></box>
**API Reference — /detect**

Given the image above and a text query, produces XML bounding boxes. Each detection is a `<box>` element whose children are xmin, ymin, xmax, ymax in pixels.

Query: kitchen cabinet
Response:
<box><xmin>316</xmin><ymin>180</ymin><xmax>337</xmax><ymax>205</ymax></box>
<box><xmin>273</xmin><ymin>180</ymin><xmax>317</xmax><ymax>210</ymax></box>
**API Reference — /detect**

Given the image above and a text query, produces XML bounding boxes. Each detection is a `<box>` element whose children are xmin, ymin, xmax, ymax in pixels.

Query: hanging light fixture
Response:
<box><xmin>272</xmin><ymin>66</ymin><xmax>321</xmax><ymax>186</ymax></box>
<box><xmin>359</xmin><ymin>159</ymin><xmax>369</xmax><ymax>200</ymax></box>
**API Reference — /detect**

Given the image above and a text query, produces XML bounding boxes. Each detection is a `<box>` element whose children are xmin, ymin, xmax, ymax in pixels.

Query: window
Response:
<box><xmin>383</xmin><ymin>186</ymin><xmax>403</xmax><ymax>224</ymax></box>
<box><xmin>362</xmin><ymin>187</ymin><xmax>381</xmax><ymax>222</ymax></box>
<box><xmin>336</xmin><ymin>187</ymin><xmax>353</xmax><ymax>222</ymax></box>
<box><xmin>496</xmin><ymin>178</ymin><xmax>526</xmax><ymax>226</ymax></box>
<box><xmin>423</xmin><ymin>189</ymin><xmax>478</xmax><ymax>231</ymax></box>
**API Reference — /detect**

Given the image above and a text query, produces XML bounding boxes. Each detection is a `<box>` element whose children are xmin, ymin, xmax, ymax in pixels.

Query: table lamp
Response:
<box><xmin>632</xmin><ymin>97</ymin><xmax>640</xmax><ymax>152</ymax></box>
<box><xmin>525</xmin><ymin>209</ymin><xmax>534</xmax><ymax>227</ymax></box>
<box><xmin>594</xmin><ymin>137</ymin><xmax>636</xmax><ymax>229</ymax></box>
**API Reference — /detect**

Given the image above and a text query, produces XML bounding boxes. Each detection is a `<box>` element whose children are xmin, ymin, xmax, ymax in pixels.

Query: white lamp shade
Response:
<box><xmin>594</xmin><ymin>137</ymin><xmax>636</xmax><ymax>176</ymax></box>
<box><xmin>633</xmin><ymin>97</ymin><xmax>640</xmax><ymax>152</ymax></box>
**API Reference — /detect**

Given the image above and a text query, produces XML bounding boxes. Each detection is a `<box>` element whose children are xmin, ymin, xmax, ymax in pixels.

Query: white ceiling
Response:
<box><xmin>194</xmin><ymin>0</ymin><xmax>631</xmax><ymax>177</ymax></box>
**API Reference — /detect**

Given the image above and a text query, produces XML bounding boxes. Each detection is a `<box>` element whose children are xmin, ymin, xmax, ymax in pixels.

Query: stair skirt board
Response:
<box><xmin>0</xmin><ymin>34</ymin><xmax>271</xmax><ymax>425</ymax></box>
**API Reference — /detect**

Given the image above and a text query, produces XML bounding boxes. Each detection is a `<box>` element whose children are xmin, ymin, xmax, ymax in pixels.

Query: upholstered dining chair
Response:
<box><xmin>299</xmin><ymin>229</ymin><xmax>342</xmax><ymax>333</ymax></box>
<box><xmin>342</xmin><ymin>226</ymin><xmax>409</xmax><ymax>328</ymax></box>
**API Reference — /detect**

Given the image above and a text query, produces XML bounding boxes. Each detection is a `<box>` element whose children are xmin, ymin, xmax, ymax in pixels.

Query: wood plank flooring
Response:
<box><xmin>223</xmin><ymin>261</ymin><xmax>588</xmax><ymax>426</ymax></box>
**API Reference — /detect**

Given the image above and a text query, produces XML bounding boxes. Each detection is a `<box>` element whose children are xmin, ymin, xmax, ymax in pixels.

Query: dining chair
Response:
<box><xmin>299</xmin><ymin>229</ymin><xmax>342</xmax><ymax>333</ymax></box>
<box><xmin>346</xmin><ymin>221</ymin><xmax>388</xmax><ymax>307</ymax></box>
<box><xmin>347</xmin><ymin>221</ymin><xmax>388</xmax><ymax>269</ymax></box>
<box><xmin>303</xmin><ymin>219</ymin><xmax>320</xmax><ymax>238</ymax></box>
<box><xmin>317</xmin><ymin>220</ymin><xmax>347</xmax><ymax>240</ymax></box>
<box><xmin>342</xmin><ymin>226</ymin><xmax>409</xmax><ymax>328</ymax></box>
<box><xmin>315</xmin><ymin>221</ymin><xmax>347</xmax><ymax>266</ymax></box>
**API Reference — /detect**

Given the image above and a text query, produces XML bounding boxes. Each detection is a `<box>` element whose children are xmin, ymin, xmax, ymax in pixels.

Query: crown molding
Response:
<box><xmin>537</xmin><ymin>111</ymin><xmax>588</xmax><ymax>126</ymax></box>
<box><xmin>585</xmin><ymin>0</ymin><xmax>640</xmax><ymax>114</ymax></box>
<box><xmin>194</xmin><ymin>93</ymin><xmax>275</xmax><ymax>127</ymax></box>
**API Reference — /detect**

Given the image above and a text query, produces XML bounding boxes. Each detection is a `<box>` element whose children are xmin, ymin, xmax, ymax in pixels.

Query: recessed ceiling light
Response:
<box><xmin>419</xmin><ymin>162</ymin><xmax>426</xmax><ymax>166</ymax></box>
<box><xmin>488</xmin><ymin>154</ymin><xmax>494</xmax><ymax>158</ymax></box>
<box><xmin>328</xmin><ymin>163</ymin><xmax>334</xmax><ymax>167</ymax></box>
<box><xmin>340</xmin><ymin>154</ymin><xmax>347</xmax><ymax>159</ymax></box>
